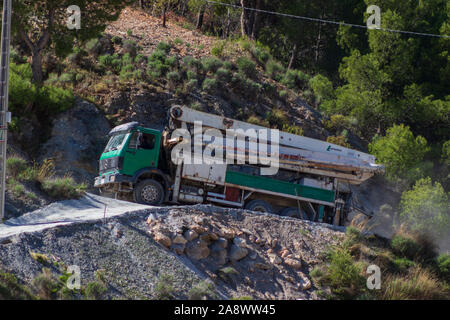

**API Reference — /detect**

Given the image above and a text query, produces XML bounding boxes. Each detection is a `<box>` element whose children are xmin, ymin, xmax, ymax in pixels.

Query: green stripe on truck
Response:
<box><xmin>225</xmin><ymin>171</ymin><xmax>335</xmax><ymax>203</ymax></box>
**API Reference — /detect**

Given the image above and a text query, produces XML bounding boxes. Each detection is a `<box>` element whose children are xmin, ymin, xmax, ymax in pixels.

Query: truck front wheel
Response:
<box><xmin>134</xmin><ymin>179</ymin><xmax>165</xmax><ymax>205</ymax></box>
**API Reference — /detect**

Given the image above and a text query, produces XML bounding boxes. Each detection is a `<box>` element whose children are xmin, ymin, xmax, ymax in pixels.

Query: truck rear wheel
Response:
<box><xmin>134</xmin><ymin>179</ymin><xmax>164</xmax><ymax>205</ymax></box>
<box><xmin>245</xmin><ymin>200</ymin><xmax>273</xmax><ymax>213</ymax></box>
<box><xmin>280</xmin><ymin>207</ymin><xmax>303</xmax><ymax>219</ymax></box>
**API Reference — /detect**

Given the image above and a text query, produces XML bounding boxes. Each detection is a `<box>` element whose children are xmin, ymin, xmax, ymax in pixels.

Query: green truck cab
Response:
<box><xmin>94</xmin><ymin>122</ymin><xmax>170</xmax><ymax>205</ymax></box>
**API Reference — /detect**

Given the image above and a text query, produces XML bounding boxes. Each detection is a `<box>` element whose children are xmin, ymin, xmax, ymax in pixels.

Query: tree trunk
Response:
<box><xmin>224</xmin><ymin>8</ymin><xmax>231</xmax><ymax>38</ymax></box>
<box><xmin>251</xmin><ymin>0</ymin><xmax>261</xmax><ymax>40</ymax></box>
<box><xmin>31</xmin><ymin>50</ymin><xmax>44</xmax><ymax>85</ymax></box>
<box><xmin>240</xmin><ymin>0</ymin><xmax>249</xmax><ymax>37</ymax></box>
<box><xmin>162</xmin><ymin>4</ymin><xmax>167</xmax><ymax>27</ymax></box>
<box><xmin>196</xmin><ymin>5</ymin><xmax>205</xmax><ymax>29</ymax></box>
<box><xmin>288</xmin><ymin>43</ymin><xmax>298</xmax><ymax>70</ymax></box>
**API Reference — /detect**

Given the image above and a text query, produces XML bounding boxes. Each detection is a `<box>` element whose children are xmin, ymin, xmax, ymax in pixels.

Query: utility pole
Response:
<box><xmin>0</xmin><ymin>0</ymin><xmax>12</xmax><ymax>221</ymax></box>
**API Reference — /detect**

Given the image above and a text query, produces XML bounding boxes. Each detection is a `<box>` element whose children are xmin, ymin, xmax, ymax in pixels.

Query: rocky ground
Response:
<box><xmin>0</xmin><ymin>201</ymin><xmax>344</xmax><ymax>300</ymax></box>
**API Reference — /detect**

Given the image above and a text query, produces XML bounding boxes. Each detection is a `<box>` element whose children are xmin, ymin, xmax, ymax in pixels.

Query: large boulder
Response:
<box><xmin>39</xmin><ymin>98</ymin><xmax>111</xmax><ymax>186</ymax></box>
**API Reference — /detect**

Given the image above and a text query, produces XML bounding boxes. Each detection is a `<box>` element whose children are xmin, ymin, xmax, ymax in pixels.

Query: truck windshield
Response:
<box><xmin>104</xmin><ymin>133</ymin><xmax>127</xmax><ymax>152</ymax></box>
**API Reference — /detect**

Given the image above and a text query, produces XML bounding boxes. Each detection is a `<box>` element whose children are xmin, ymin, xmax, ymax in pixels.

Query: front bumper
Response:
<box><xmin>94</xmin><ymin>173</ymin><xmax>132</xmax><ymax>188</ymax></box>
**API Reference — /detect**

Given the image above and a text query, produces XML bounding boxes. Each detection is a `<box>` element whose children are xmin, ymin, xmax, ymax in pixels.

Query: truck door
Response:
<box><xmin>122</xmin><ymin>130</ymin><xmax>160</xmax><ymax>176</ymax></box>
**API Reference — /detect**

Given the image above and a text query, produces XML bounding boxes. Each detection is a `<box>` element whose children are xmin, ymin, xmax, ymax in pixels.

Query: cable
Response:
<box><xmin>205</xmin><ymin>0</ymin><xmax>450</xmax><ymax>39</ymax></box>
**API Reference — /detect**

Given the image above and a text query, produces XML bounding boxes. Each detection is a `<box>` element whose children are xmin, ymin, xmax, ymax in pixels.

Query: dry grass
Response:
<box><xmin>380</xmin><ymin>266</ymin><xmax>448</xmax><ymax>300</ymax></box>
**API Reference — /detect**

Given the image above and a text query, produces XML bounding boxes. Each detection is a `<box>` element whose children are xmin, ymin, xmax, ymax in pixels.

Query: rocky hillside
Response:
<box><xmin>0</xmin><ymin>202</ymin><xmax>344</xmax><ymax>300</ymax></box>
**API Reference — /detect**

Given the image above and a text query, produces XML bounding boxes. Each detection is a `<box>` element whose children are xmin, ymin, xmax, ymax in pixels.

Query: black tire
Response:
<box><xmin>280</xmin><ymin>207</ymin><xmax>303</xmax><ymax>219</ymax></box>
<box><xmin>245</xmin><ymin>200</ymin><xmax>274</xmax><ymax>213</ymax></box>
<box><xmin>133</xmin><ymin>179</ymin><xmax>164</xmax><ymax>205</ymax></box>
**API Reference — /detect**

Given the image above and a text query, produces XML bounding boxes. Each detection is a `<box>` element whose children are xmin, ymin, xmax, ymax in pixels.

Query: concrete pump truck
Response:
<box><xmin>95</xmin><ymin>106</ymin><xmax>384</xmax><ymax>226</ymax></box>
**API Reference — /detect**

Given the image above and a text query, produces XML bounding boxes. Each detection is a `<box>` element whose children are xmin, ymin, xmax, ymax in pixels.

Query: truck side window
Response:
<box><xmin>128</xmin><ymin>132</ymin><xmax>139</xmax><ymax>149</ymax></box>
<box><xmin>140</xmin><ymin>133</ymin><xmax>155</xmax><ymax>150</ymax></box>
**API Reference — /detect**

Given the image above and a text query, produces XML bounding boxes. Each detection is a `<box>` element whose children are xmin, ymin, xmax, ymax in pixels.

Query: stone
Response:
<box><xmin>280</xmin><ymin>248</ymin><xmax>290</xmax><ymax>259</ymax></box>
<box><xmin>146</xmin><ymin>214</ymin><xmax>157</xmax><ymax>225</ymax></box>
<box><xmin>186</xmin><ymin>239</ymin><xmax>210</xmax><ymax>260</ymax></box>
<box><xmin>172</xmin><ymin>234</ymin><xmax>187</xmax><ymax>245</ymax></box>
<box><xmin>154</xmin><ymin>232</ymin><xmax>171</xmax><ymax>248</ymax></box>
<box><xmin>284</xmin><ymin>258</ymin><xmax>302</xmax><ymax>270</ymax></box>
<box><xmin>271</xmin><ymin>239</ymin><xmax>278</xmax><ymax>249</ymax></box>
<box><xmin>218</xmin><ymin>228</ymin><xmax>236</xmax><ymax>240</ymax></box>
<box><xmin>183</xmin><ymin>230</ymin><xmax>199</xmax><ymax>242</ymax></box>
<box><xmin>215</xmin><ymin>237</ymin><xmax>228</xmax><ymax>249</ymax></box>
<box><xmin>229</xmin><ymin>244</ymin><xmax>248</xmax><ymax>261</ymax></box>
<box><xmin>171</xmin><ymin>243</ymin><xmax>185</xmax><ymax>255</ymax></box>
<box><xmin>298</xmin><ymin>273</ymin><xmax>312</xmax><ymax>290</ymax></box>
<box><xmin>255</xmin><ymin>262</ymin><xmax>272</xmax><ymax>270</ymax></box>
<box><xmin>268</xmin><ymin>253</ymin><xmax>282</xmax><ymax>265</ymax></box>
<box><xmin>211</xmin><ymin>247</ymin><xmax>228</xmax><ymax>266</ymax></box>
<box><xmin>249</xmin><ymin>252</ymin><xmax>257</xmax><ymax>260</ymax></box>
<box><xmin>233</xmin><ymin>237</ymin><xmax>246</xmax><ymax>247</ymax></box>
<box><xmin>190</xmin><ymin>224</ymin><xmax>208</xmax><ymax>234</ymax></box>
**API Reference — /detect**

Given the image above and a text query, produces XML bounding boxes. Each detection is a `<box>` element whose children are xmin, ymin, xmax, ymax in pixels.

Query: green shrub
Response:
<box><xmin>37</xmin><ymin>85</ymin><xmax>74</xmax><ymax>114</ymax></box>
<box><xmin>122</xmin><ymin>53</ymin><xmax>134</xmax><ymax>65</ymax></box>
<box><xmin>126</xmin><ymin>29</ymin><xmax>133</xmax><ymax>36</ymax></box>
<box><xmin>282</xmin><ymin>124</ymin><xmax>304</xmax><ymax>136</ymax></box>
<box><xmin>167</xmin><ymin>71</ymin><xmax>180</xmax><ymax>88</ymax></box>
<box><xmin>223</xmin><ymin>61</ymin><xmax>234</xmax><ymax>70</ymax></box>
<box><xmin>10</xmin><ymin>48</ymin><xmax>26</xmax><ymax>64</ymax></box>
<box><xmin>173</xmin><ymin>38</ymin><xmax>183</xmax><ymax>45</ymax></box>
<box><xmin>202</xmin><ymin>77</ymin><xmax>218</xmax><ymax>93</ymax></box>
<box><xmin>86</xmin><ymin>38</ymin><xmax>101</xmax><ymax>55</ymax></box>
<box><xmin>157</xmin><ymin>41</ymin><xmax>172</xmax><ymax>53</ymax></box>
<box><xmin>85</xmin><ymin>281</ymin><xmax>106</xmax><ymax>300</ymax></box>
<box><xmin>281</xmin><ymin>69</ymin><xmax>310</xmax><ymax>90</ymax></box>
<box><xmin>327</xmin><ymin>135</ymin><xmax>351</xmax><ymax>148</ymax></box>
<box><xmin>58</xmin><ymin>73</ymin><xmax>74</xmax><ymax>83</ymax></box>
<box><xmin>279</xmin><ymin>90</ymin><xmax>287</xmax><ymax>99</ymax></box>
<box><xmin>391</xmin><ymin>258</ymin><xmax>415</xmax><ymax>274</ymax></box>
<box><xmin>399</xmin><ymin>178</ymin><xmax>449</xmax><ymax>237</ymax></box>
<box><xmin>265</xmin><ymin>108</ymin><xmax>287</xmax><ymax>129</ymax></box>
<box><xmin>135</xmin><ymin>54</ymin><xmax>146</xmax><ymax>64</ymax></box>
<box><xmin>186</xmin><ymin>70</ymin><xmax>197</xmax><ymax>81</ymax></box>
<box><xmin>327</xmin><ymin>247</ymin><xmax>365</xmax><ymax>298</ymax></box>
<box><xmin>185</xmin><ymin>79</ymin><xmax>198</xmax><ymax>91</ymax></box>
<box><xmin>6</xmin><ymin>157</ymin><xmax>27</xmax><ymax>178</ymax></box>
<box><xmin>391</xmin><ymin>235</ymin><xmax>420</xmax><ymax>260</ymax></box>
<box><xmin>41</xmin><ymin>177</ymin><xmax>86</xmax><ymax>200</ymax></box>
<box><xmin>211</xmin><ymin>41</ymin><xmax>225</xmax><ymax>57</ymax></box>
<box><xmin>111</xmin><ymin>36</ymin><xmax>122</xmax><ymax>44</ymax></box>
<box><xmin>436</xmin><ymin>254</ymin><xmax>450</xmax><ymax>281</ymax></box>
<box><xmin>251</xmin><ymin>46</ymin><xmax>271</xmax><ymax>65</ymax></box>
<box><xmin>247</xmin><ymin>115</ymin><xmax>270</xmax><ymax>127</ymax></box>
<box><xmin>265</xmin><ymin>59</ymin><xmax>284</xmax><ymax>81</ymax></box>
<box><xmin>154</xmin><ymin>274</ymin><xmax>174</xmax><ymax>300</ymax></box>
<box><xmin>188</xmin><ymin>280</ymin><xmax>217</xmax><ymax>300</ymax></box>
<box><xmin>309</xmin><ymin>74</ymin><xmax>335</xmax><ymax>104</ymax></box>
<box><xmin>0</xmin><ymin>271</ymin><xmax>36</xmax><ymax>300</ymax></box>
<box><xmin>216</xmin><ymin>67</ymin><xmax>232</xmax><ymax>83</ymax></box>
<box><xmin>202</xmin><ymin>57</ymin><xmax>223</xmax><ymax>73</ymax></box>
<box><xmin>166</xmin><ymin>56</ymin><xmax>177</xmax><ymax>68</ymax></box>
<box><xmin>237</xmin><ymin>57</ymin><xmax>256</xmax><ymax>78</ymax></box>
<box><xmin>32</xmin><ymin>269</ymin><xmax>59</xmax><ymax>300</ymax></box>
<box><xmin>369</xmin><ymin>124</ymin><xmax>430</xmax><ymax>183</ymax></box>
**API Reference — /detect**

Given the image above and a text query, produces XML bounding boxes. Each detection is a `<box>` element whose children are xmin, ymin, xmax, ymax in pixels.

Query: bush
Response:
<box><xmin>154</xmin><ymin>274</ymin><xmax>174</xmax><ymax>300</ymax></box>
<box><xmin>215</xmin><ymin>68</ymin><xmax>232</xmax><ymax>83</ymax></box>
<box><xmin>6</xmin><ymin>157</ymin><xmax>27</xmax><ymax>178</ymax></box>
<box><xmin>399</xmin><ymin>178</ymin><xmax>449</xmax><ymax>237</ymax></box>
<box><xmin>0</xmin><ymin>271</ymin><xmax>36</xmax><ymax>300</ymax></box>
<box><xmin>173</xmin><ymin>38</ymin><xmax>183</xmax><ymax>45</ymax></box>
<box><xmin>202</xmin><ymin>57</ymin><xmax>223</xmax><ymax>73</ymax></box>
<box><xmin>185</xmin><ymin>79</ymin><xmax>198</xmax><ymax>91</ymax></box>
<box><xmin>327</xmin><ymin>135</ymin><xmax>351</xmax><ymax>148</ymax></box>
<box><xmin>157</xmin><ymin>41</ymin><xmax>172</xmax><ymax>53</ymax></box>
<box><xmin>282</xmin><ymin>124</ymin><xmax>304</xmax><ymax>136</ymax></box>
<box><xmin>309</xmin><ymin>74</ymin><xmax>335</xmax><ymax>104</ymax></box>
<box><xmin>85</xmin><ymin>282</ymin><xmax>106</xmax><ymax>300</ymax></box>
<box><xmin>166</xmin><ymin>71</ymin><xmax>180</xmax><ymax>88</ymax></box>
<box><xmin>247</xmin><ymin>115</ymin><xmax>270</xmax><ymax>127</ymax></box>
<box><xmin>437</xmin><ymin>254</ymin><xmax>450</xmax><ymax>281</ymax></box>
<box><xmin>211</xmin><ymin>41</ymin><xmax>225</xmax><ymax>57</ymax></box>
<box><xmin>327</xmin><ymin>247</ymin><xmax>365</xmax><ymax>299</ymax></box>
<box><xmin>202</xmin><ymin>78</ymin><xmax>218</xmax><ymax>93</ymax></box>
<box><xmin>126</xmin><ymin>29</ymin><xmax>133</xmax><ymax>36</ymax></box>
<box><xmin>223</xmin><ymin>61</ymin><xmax>234</xmax><ymax>70</ymax></box>
<box><xmin>391</xmin><ymin>258</ymin><xmax>415</xmax><ymax>273</ymax></box>
<box><xmin>111</xmin><ymin>36</ymin><xmax>122</xmax><ymax>44</ymax></box>
<box><xmin>265</xmin><ymin>59</ymin><xmax>284</xmax><ymax>81</ymax></box>
<box><xmin>33</xmin><ymin>268</ymin><xmax>59</xmax><ymax>300</ymax></box>
<box><xmin>369</xmin><ymin>124</ymin><xmax>430</xmax><ymax>183</ymax></box>
<box><xmin>381</xmin><ymin>267</ymin><xmax>447</xmax><ymax>300</ymax></box>
<box><xmin>188</xmin><ymin>280</ymin><xmax>217</xmax><ymax>300</ymax></box>
<box><xmin>265</xmin><ymin>108</ymin><xmax>287</xmax><ymax>129</ymax></box>
<box><xmin>251</xmin><ymin>46</ymin><xmax>271</xmax><ymax>65</ymax></box>
<box><xmin>86</xmin><ymin>38</ymin><xmax>101</xmax><ymax>56</ymax></box>
<box><xmin>279</xmin><ymin>90</ymin><xmax>287</xmax><ymax>99</ymax></box>
<box><xmin>236</xmin><ymin>57</ymin><xmax>256</xmax><ymax>78</ymax></box>
<box><xmin>186</xmin><ymin>70</ymin><xmax>197</xmax><ymax>81</ymax></box>
<box><xmin>37</xmin><ymin>85</ymin><xmax>74</xmax><ymax>114</ymax></box>
<box><xmin>391</xmin><ymin>235</ymin><xmax>420</xmax><ymax>260</ymax></box>
<box><xmin>41</xmin><ymin>177</ymin><xmax>86</xmax><ymax>200</ymax></box>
